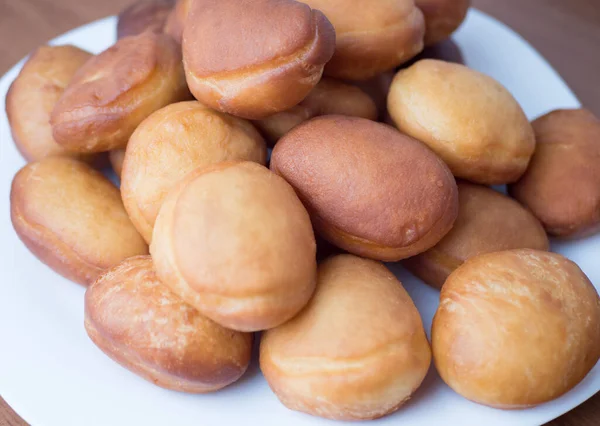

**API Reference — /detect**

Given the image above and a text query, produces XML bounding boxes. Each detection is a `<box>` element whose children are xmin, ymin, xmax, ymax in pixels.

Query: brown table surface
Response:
<box><xmin>0</xmin><ymin>0</ymin><xmax>598</xmax><ymax>425</ymax></box>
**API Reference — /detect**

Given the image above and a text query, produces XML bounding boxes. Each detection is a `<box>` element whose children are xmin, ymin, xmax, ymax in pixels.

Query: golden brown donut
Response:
<box><xmin>182</xmin><ymin>0</ymin><xmax>335</xmax><ymax>119</ymax></box>
<box><xmin>388</xmin><ymin>59</ymin><xmax>535</xmax><ymax>184</ymax></box>
<box><xmin>433</xmin><ymin>249</ymin><xmax>600</xmax><ymax>408</ymax></box>
<box><xmin>109</xmin><ymin>149</ymin><xmax>125</xmax><ymax>178</ymax></box>
<box><xmin>260</xmin><ymin>254</ymin><xmax>431</xmax><ymax>420</ymax></box>
<box><xmin>121</xmin><ymin>101</ymin><xmax>266</xmax><ymax>243</ymax></box>
<box><xmin>117</xmin><ymin>0</ymin><xmax>175</xmax><ymax>39</ymax></box>
<box><xmin>6</xmin><ymin>45</ymin><xmax>92</xmax><ymax>162</ymax></box>
<box><xmin>300</xmin><ymin>0</ymin><xmax>425</xmax><ymax>80</ymax></box>
<box><xmin>415</xmin><ymin>0</ymin><xmax>470</xmax><ymax>46</ymax></box>
<box><xmin>50</xmin><ymin>32</ymin><xmax>189</xmax><ymax>153</ymax></box>
<box><xmin>150</xmin><ymin>161</ymin><xmax>316</xmax><ymax>332</ymax></box>
<box><xmin>10</xmin><ymin>158</ymin><xmax>148</xmax><ymax>286</ymax></box>
<box><xmin>270</xmin><ymin>115</ymin><xmax>458</xmax><ymax>261</ymax></box>
<box><xmin>509</xmin><ymin>109</ymin><xmax>600</xmax><ymax>238</ymax></box>
<box><xmin>163</xmin><ymin>0</ymin><xmax>192</xmax><ymax>43</ymax></box>
<box><xmin>254</xmin><ymin>77</ymin><xmax>377</xmax><ymax>144</ymax></box>
<box><xmin>404</xmin><ymin>182</ymin><xmax>549</xmax><ymax>289</ymax></box>
<box><xmin>85</xmin><ymin>256</ymin><xmax>252</xmax><ymax>393</ymax></box>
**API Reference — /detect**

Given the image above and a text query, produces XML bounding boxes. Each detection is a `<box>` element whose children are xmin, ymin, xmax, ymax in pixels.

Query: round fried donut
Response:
<box><xmin>300</xmin><ymin>0</ymin><xmax>425</xmax><ymax>80</ymax></box>
<box><xmin>271</xmin><ymin>115</ymin><xmax>458</xmax><ymax>261</ymax></box>
<box><xmin>150</xmin><ymin>161</ymin><xmax>316</xmax><ymax>331</ymax></box>
<box><xmin>433</xmin><ymin>249</ymin><xmax>600</xmax><ymax>408</ymax></box>
<box><xmin>85</xmin><ymin>255</ymin><xmax>252</xmax><ymax>393</ymax></box>
<box><xmin>10</xmin><ymin>157</ymin><xmax>148</xmax><ymax>286</ymax></box>
<box><xmin>121</xmin><ymin>101</ymin><xmax>266</xmax><ymax>242</ymax></box>
<box><xmin>51</xmin><ymin>32</ymin><xmax>189</xmax><ymax>152</ymax></box>
<box><xmin>260</xmin><ymin>254</ymin><xmax>431</xmax><ymax>420</ymax></box>
<box><xmin>388</xmin><ymin>59</ymin><xmax>535</xmax><ymax>184</ymax></box>
<box><xmin>509</xmin><ymin>109</ymin><xmax>600</xmax><ymax>238</ymax></box>
<box><xmin>182</xmin><ymin>0</ymin><xmax>335</xmax><ymax>119</ymax></box>
<box><xmin>6</xmin><ymin>45</ymin><xmax>92</xmax><ymax>162</ymax></box>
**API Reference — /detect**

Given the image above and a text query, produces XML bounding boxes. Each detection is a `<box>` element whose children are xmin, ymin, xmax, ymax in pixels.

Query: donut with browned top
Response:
<box><xmin>270</xmin><ymin>115</ymin><xmax>458</xmax><ymax>261</ymax></box>
<box><xmin>51</xmin><ymin>32</ymin><xmax>189</xmax><ymax>152</ymax></box>
<box><xmin>182</xmin><ymin>0</ymin><xmax>335</xmax><ymax>119</ymax></box>
<box><xmin>85</xmin><ymin>256</ymin><xmax>253</xmax><ymax>393</ymax></box>
<box><xmin>509</xmin><ymin>109</ymin><xmax>600</xmax><ymax>238</ymax></box>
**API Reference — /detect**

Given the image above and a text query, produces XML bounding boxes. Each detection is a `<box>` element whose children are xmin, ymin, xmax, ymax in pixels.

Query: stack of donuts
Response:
<box><xmin>6</xmin><ymin>0</ymin><xmax>600</xmax><ymax>421</ymax></box>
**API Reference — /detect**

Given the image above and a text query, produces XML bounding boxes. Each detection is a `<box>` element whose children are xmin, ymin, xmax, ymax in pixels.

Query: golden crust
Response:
<box><xmin>301</xmin><ymin>0</ymin><xmax>425</xmax><ymax>80</ymax></box>
<box><xmin>260</xmin><ymin>254</ymin><xmax>431</xmax><ymax>420</ymax></box>
<box><xmin>182</xmin><ymin>0</ymin><xmax>335</xmax><ymax>119</ymax></box>
<box><xmin>388</xmin><ymin>59</ymin><xmax>535</xmax><ymax>184</ymax></box>
<box><xmin>150</xmin><ymin>161</ymin><xmax>316</xmax><ymax>332</ymax></box>
<box><xmin>85</xmin><ymin>256</ymin><xmax>252</xmax><ymax>393</ymax></box>
<box><xmin>117</xmin><ymin>0</ymin><xmax>175</xmax><ymax>39</ymax></box>
<box><xmin>10</xmin><ymin>157</ymin><xmax>148</xmax><ymax>286</ymax></box>
<box><xmin>404</xmin><ymin>182</ymin><xmax>549</xmax><ymax>289</ymax></box>
<box><xmin>121</xmin><ymin>101</ymin><xmax>266</xmax><ymax>243</ymax></box>
<box><xmin>50</xmin><ymin>32</ymin><xmax>189</xmax><ymax>153</ymax></box>
<box><xmin>433</xmin><ymin>249</ymin><xmax>600</xmax><ymax>408</ymax></box>
<box><xmin>509</xmin><ymin>109</ymin><xmax>600</xmax><ymax>238</ymax></box>
<box><xmin>164</xmin><ymin>0</ymin><xmax>192</xmax><ymax>43</ymax></box>
<box><xmin>270</xmin><ymin>115</ymin><xmax>458</xmax><ymax>261</ymax></box>
<box><xmin>254</xmin><ymin>77</ymin><xmax>377</xmax><ymax>144</ymax></box>
<box><xmin>6</xmin><ymin>45</ymin><xmax>93</xmax><ymax>162</ymax></box>
<box><xmin>416</xmin><ymin>0</ymin><xmax>470</xmax><ymax>45</ymax></box>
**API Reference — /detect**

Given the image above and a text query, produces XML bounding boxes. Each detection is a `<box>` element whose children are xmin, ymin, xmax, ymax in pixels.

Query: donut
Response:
<box><xmin>6</xmin><ymin>45</ymin><xmax>93</xmax><ymax>161</ymax></box>
<box><xmin>50</xmin><ymin>32</ymin><xmax>189</xmax><ymax>152</ymax></box>
<box><xmin>85</xmin><ymin>255</ymin><xmax>252</xmax><ymax>392</ymax></box>
<box><xmin>404</xmin><ymin>182</ymin><xmax>549</xmax><ymax>289</ymax></box>
<box><xmin>260</xmin><ymin>254</ymin><xmax>431</xmax><ymax>420</ymax></box>
<box><xmin>388</xmin><ymin>59</ymin><xmax>535</xmax><ymax>184</ymax></box>
<box><xmin>10</xmin><ymin>157</ymin><xmax>148</xmax><ymax>286</ymax></box>
<box><xmin>271</xmin><ymin>115</ymin><xmax>458</xmax><ymax>261</ymax></box>
<box><xmin>433</xmin><ymin>249</ymin><xmax>600</xmax><ymax>408</ymax></box>
<box><xmin>121</xmin><ymin>101</ymin><xmax>266</xmax><ymax>242</ymax></box>
<box><xmin>150</xmin><ymin>161</ymin><xmax>316</xmax><ymax>331</ymax></box>
<box><xmin>182</xmin><ymin>0</ymin><xmax>335</xmax><ymax>119</ymax></box>
<box><xmin>509</xmin><ymin>108</ymin><xmax>600</xmax><ymax>238</ymax></box>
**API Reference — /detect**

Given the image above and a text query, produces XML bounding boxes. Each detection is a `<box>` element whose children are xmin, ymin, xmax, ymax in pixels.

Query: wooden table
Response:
<box><xmin>0</xmin><ymin>1</ymin><xmax>598</xmax><ymax>425</ymax></box>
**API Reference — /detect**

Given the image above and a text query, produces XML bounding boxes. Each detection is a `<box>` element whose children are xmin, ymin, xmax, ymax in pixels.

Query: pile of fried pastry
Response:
<box><xmin>6</xmin><ymin>0</ymin><xmax>600</xmax><ymax>421</ymax></box>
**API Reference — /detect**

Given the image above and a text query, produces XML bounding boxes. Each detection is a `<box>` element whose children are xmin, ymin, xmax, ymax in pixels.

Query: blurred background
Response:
<box><xmin>0</xmin><ymin>1</ymin><xmax>599</xmax><ymax>425</ymax></box>
<box><xmin>1</xmin><ymin>0</ymin><xmax>599</xmax><ymax>115</ymax></box>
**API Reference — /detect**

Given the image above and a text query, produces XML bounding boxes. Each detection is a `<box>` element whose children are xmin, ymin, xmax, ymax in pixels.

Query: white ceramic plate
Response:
<box><xmin>0</xmin><ymin>9</ymin><xmax>597</xmax><ymax>426</ymax></box>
